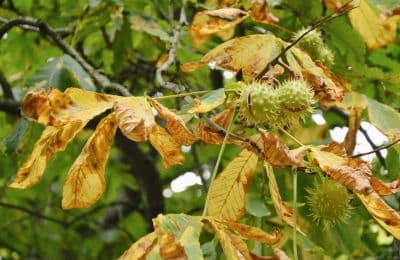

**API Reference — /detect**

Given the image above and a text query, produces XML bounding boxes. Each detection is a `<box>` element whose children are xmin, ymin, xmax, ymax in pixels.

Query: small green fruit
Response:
<box><xmin>306</xmin><ymin>178</ymin><xmax>353</xmax><ymax>229</ymax></box>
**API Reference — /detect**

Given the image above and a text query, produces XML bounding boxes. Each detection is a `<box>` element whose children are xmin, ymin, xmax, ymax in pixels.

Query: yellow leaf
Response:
<box><xmin>150</xmin><ymin>99</ymin><xmax>197</xmax><ymax>146</ymax></box>
<box><xmin>206</xmin><ymin>149</ymin><xmax>258</xmax><ymax>221</ymax></box>
<box><xmin>349</xmin><ymin>0</ymin><xmax>400</xmax><ymax>50</ymax></box>
<box><xmin>62</xmin><ymin>113</ymin><xmax>118</xmax><ymax>209</ymax></box>
<box><xmin>114</xmin><ymin>97</ymin><xmax>156</xmax><ymax>142</ymax></box>
<box><xmin>310</xmin><ymin>148</ymin><xmax>400</xmax><ymax>239</ymax></box>
<box><xmin>259</xmin><ymin>129</ymin><xmax>305</xmax><ymax>168</ymax></box>
<box><xmin>182</xmin><ymin>34</ymin><xmax>284</xmax><ymax>79</ymax></box>
<box><xmin>250</xmin><ymin>1</ymin><xmax>279</xmax><ymax>25</ymax></box>
<box><xmin>149</xmin><ymin>124</ymin><xmax>184</xmax><ymax>168</ymax></box>
<box><xmin>189</xmin><ymin>8</ymin><xmax>249</xmax><ymax>49</ymax></box>
<box><xmin>119</xmin><ymin>232</ymin><xmax>157</xmax><ymax>260</ymax></box>
<box><xmin>344</xmin><ymin>108</ymin><xmax>362</xmax><ymax>155</ymax></box>
<box><xmin>8</xmin><ymin>120</ymin><xmax>85</xmax><ymax>189</ymax></box>
<box><xmin>22</xmin><ymin>88</ymin><xmax>116</xmax><ymax>126</ymax></box>
<box><xmin>264</xmin><ymin>163</ymin><xmax>304</xmax><ymax>235</ymax></box>
<box><xmin>187</xmin><ymin>88</ymin><xmax>226</xmax><ymax>114</ymax></box>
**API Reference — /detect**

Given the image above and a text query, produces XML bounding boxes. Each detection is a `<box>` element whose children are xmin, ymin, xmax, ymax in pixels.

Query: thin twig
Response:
<box><xmin>358</xmin><ymin>125</ymin><xmax>386</xmax><ymax>165</ymax></box>
<box><xmin>155</xmin><ymin>0</ymin><xmax>187</xmax><ymax>93</ymax></box>
<box><xmin>352</xmin><ymin>139</ymin><xmax>400</xmax><ymax>158</ymax></box>
<box><xmin>255</xmin><ymin>1</ymin><xmax>356</xmax><ymax>80</ymax></box>
<box><xmin>0</xmin><ymin>98</ymin><xmax>20</xmax><ymax>115</ymax></box>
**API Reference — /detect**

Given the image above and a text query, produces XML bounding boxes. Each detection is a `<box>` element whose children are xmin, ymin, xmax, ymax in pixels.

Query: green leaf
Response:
<box><xmin>28</xmin><ymin>55</ymin><xmax>96</xmax><ymax>91</ymax></box>
<box><xmin>181</xmin><ymin>88</ymin><xmax>226</xmax><ymax>114</ymax></box>
<box><xmin>246</xmin><ymin>195</ymin><xmax>271</xmax><ymax>217</ymax></box>
<box><xmin>130</xmin><ymin>14</ymin><xmax>172</xmax><ymax>42</ymax></box>
<box><xmin>368</xmin><ymin>98</ymin><xmax>400</xmax><ymax>136</ymax></box>
<box><xmin>1</xmin><ymin>117</ymin><xmax>31</xmax><ymax>155</ymax></box>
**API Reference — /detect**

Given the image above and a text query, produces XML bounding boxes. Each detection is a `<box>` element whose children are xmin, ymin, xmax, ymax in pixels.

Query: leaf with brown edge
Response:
<box><xmin>119</xmin><ymin>232</ymin><xmax>157</xmax><ymax>260</ymax></box>
<box><xmin>62</xmin><ymin>113</ymin><xmax>118</xmax><ymax>209</ymax></box>
<box><xmin>264</xmin><ymin>163</ymin><xmax>304</xmax><ymax>235</ymax></box>
<box><xmin>371</xmin><ymin>177</ymin><xmax>400</xmax><ymax>196</ymax></box>
<box><xmin>22</xmin><ymin>88</ymin><xmax>116</xmax><ymax>126</ymax></box>
<box><xmin>114</xmin><ymin>97</ymin><xmax>155</xmax><ymax>142</ymax></box>
<box><xmin>193</xmin><ymin>108</ymin><xmax>234</xmax><ymax>145</ymax></box>
<box><xmin>206</xmin><ymin>149</ymin><xmax>258</xmax><ymax>221</ymax></box>
<box><xmin>286</xmin><ymin>48</ymin><xmax>345</xmax><ymax>109</ymax></box>
<box><xmin>348</xmin><ymin>0</ymin><xmax>400</xmax><ymax>50</ymax></box>
<box><xmin>150</xmin><ymin>99</ymin><xmax>197</xmax><ymax>146</ymax></box>
<box><xmin>344</xmin><ymin>108</ymin><xmax>362</xmax><ymax>155</ymax></box>
<box><xmin>259</xmin><ymin>129</ymin><xmax>305</xmax><ymax>168</ymax></box>
<box><xmin>189</xmin><ymin>8</ymin><xmax>249</xmax><ymax>49</ymax></box>
<box><xmin>182</xmin><ymin>34</ymin><xmax>284</xmax><ymax>79</ymax></box>
<box><xmin>8</xmin><ymin>120</ymin><xmax>85</xmax><ymax>189</ymax></box>
<box><xmin>250</xmin><ymin>1</ymin><xmax>279</xmax><ymax>25</ymax></box>
<box><xmin>149</xmin><ymin>124</ymin><xmax>184</xmax><ymax>168</ymax></box>
<box><xmin>310</xmin><ymin>149</ymin><xmax>372</xmax><ymax>194</ymax></box>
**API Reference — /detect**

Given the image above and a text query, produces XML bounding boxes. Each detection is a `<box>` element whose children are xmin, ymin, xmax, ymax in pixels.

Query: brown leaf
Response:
<box><xmin>114</xmin><ymin>97</ymin><xmax>155</xmax><ymax>142</ymax></box>
<box><xmin>206</xmin><ymin>149</ymin><xmax>258</xmax><ymax>221</ymax></box>
<box><xmin>264</xmin><ymin>163</ymin><xmax>304</xmax><ymax>234</ymax></box>
<box><xmin>193</xmin><ymin>109</ymin><xmax>234</xmax><ymax>145</ymax></box>
<box><xmin>344</xmin><ymin>108</ymin><xmax>362</xmax><ymax>155</ymax></box>
<box><xmin>22</xmin><ymin>88</ymin><xmax>116</xmax><ymax>126</ymax></box>
<box><xmin>259</xmin><ymin>129</ymin><xmax>305</xmax><ymax>168</ymax></box>
<box><xmin>182</xmin><ymin>34</ymin><xmax>284</xmax><ymax>79</ymax></box>
<box><xmin>149</xmin><ymin>124</ymin><xmax>185</xmax><ymax>168</ymax></box>
<box><xmin>159</xmin><ymin>233</ymin><xmax>187</xmax><ymax>259</ymax></box>
<box><xmin>189</xmin><ymin>8</ymin><xmax>249</xmax><ymax>49</ymax></box>
<box><xmin>371</xmin><ymin>177</ymin><xmax>400</xmax><ymax>196</ymax></box>
<box><xmin>119</xmin><ymin>232</ymin><xmax>158</xmax><ymax>260</ymax></box>
<box><xmin>250</xmin><ymin>1</ymin><xmax>279</xmax><ymax>24</ymax></box>
<box><xmin>287</xmin><ymin>48</ymin><xmax>345</xmax><ymax>108</ymax></box>
<box><xmin>9</xmin><ymin>121</ymin><xmax>85</xmax><ymax>189</ymax></box>
<box><xmin>150</xmin><ymin>99</ymin><xmax>197</xmax><ymax>146</ymax></box>
<box><xmin>321</xmin><ymin>141</ymin><xmax>347</xmax><ymax>156</ymax></box>
<box><xmin>62</xmin><ymin>113</ymin><xmax>118</xmax><ymax>209</ymax></box>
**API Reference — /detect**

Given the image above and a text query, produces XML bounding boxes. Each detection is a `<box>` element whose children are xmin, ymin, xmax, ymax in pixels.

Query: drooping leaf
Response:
<box><xmin>368</xmin><ymin>98</ymin><xmax>400</xmax><ymax>139</ymax></box>
<box><xmin>62</xmin><ymin>112</ymin><xmax>118</xmax><ymax>209</ymax></box>
<box><xmin>189</xmin><ymin>8</ymin><xmax>249</xmax><ymax>49</ymax></box>
<box><xmin>114</xmin><ymin>97</ymin><xmax>156</xmax><ymax>142</ymax></box>
<box><xmin>119</xmin><ymin>232</ymin><xmax>158</xmax><ymax>260</ymax></box>
<box><xmin>1</xmin><ymin>117</ymin><xmax>31</xmax><ymax>155</ymax></box>
<box><xmin>370</xmin><ymin>177</ymin><xmax>400</xmax><ymax>196</ymax></box>
<box><xmin>182</xmin><ymin>34</ymin><xmax>284</xmax><ymax>79</ymax></box>
<box><xmin>150</xmin><ymin>99</ymin><xmax>197</xmax><ymax>146</ymax></box>
<box><xmin>184</xmin><ymin>88</ymin><xmax>226</xmax><ymax>114</ymax></box>
<box><xmin>149</xmin><ymin>124</ymin><xmax>185</xmax><ymax>168</ymax></box>
<box><xmin>344</xmin><ymin>108</ymin><xmax>362</xmax><ymax>155</ymax></box>
<box><xmin>259</xmin><ymin>129</ymin><xmax>305</xmax><ymax>168</ymax></box>
<box><xmin>264</xmin><ymin>163</ymin><xmax>303</xmax><ymax>234</ymax></box>
<box><xmin>8</xmin><ymin>121</ymin><xmax>85</xmax><ymax>188</ymax></box>
<box><xmin>130</xmin><ymin>14</ymin><xmax>172</xmax><ymax>42</ymax></box>
<box><xmin>206</xmin><ymin>149</ymin><xmax>258</xmax><ymax>221</ymax></box>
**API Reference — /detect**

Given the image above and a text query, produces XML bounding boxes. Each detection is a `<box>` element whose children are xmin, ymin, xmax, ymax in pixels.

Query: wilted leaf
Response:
<box><xmin>150</xmin><ymin>99</ymin><xmax>197</xmax><ymax>146</ymax></box>
<box><xmin>149</xmin><ymin>124</ymin><xmax>184</xmax><ymax>168</ymax></box>
<box><xmin>186</xmin><ymin>88</ymin><xmax>226</xmax><ymax>114</ymax></box>
<box><xmin>348</xmin><ymin>0</ymin><xmax>400</xmax><ymax>50</ymax></box>
<box><xmin>189</xmin><ymin>8</ymin><xmax>249</xmax><ymax>49</ymax></box>
<box><xmin>114</xmin><ymin>97</ymin><xmax>155</xmax><ymax>142</ymax></box>
<box><xmin>130</xmin><ymin>14</ymin><xmax>172</xmax><ymax>42</ymax></box>
<box><xmin>250</xmin><ymin>1</ymin><xmax>279</xmax><ymax>24</ymax></box>
<box><xmin>310</xmin><ymin>148</ymin><xmax>400</xmax><ymax>239</ymax></box>
<box><xmin>62</xmin><ymin>113</ymin><xmax>118</xmax><ymax>209</ymax></box>
<box><xmin>264</xmin><ymin>163</ymin><xmax>303</xmax><ymax>234</ymax></box>
<box><xmin>193</xmin><ymin>108</ymin><xmax>234</xmax><ymax>144</ymax></box>
<box><xmin>8</xmin><ymin>121</ymin><xmax>85</xmax><ymax>189</ymax></box>
<box><xmin>344</xmin><ymin>108</ymin><xmax>362</xmax><ymax>155</ymax></box>
<box><xmin>287</xmin><ymin>48</ymin><xmax>345</xmax><ymax>108</ymax></box>
<box><xmin>119</xmin><ymin>232</ymin><xmax>157</xmax><ymax>260</ymax></box>
<box><xmin>259</xmin><ymin>129</ymin><xmax>305</xmax><ymax>168</ymax></box>
<box><xmin>371</xmin><ymin>177</ymin><xmax>400</xmax><ymax>196</ymax></box>
<box><xmin>206</xmin><ymin>149</ymin><xmax>258</xmax><ymax>221</ymax></box>
<box><xmin>182</xmin><ymin>34</ymin><xmax>284</xmax><ymax>79</ymax></box>
<box><xmin>22</xmin><ymin>88</ymin><xmax>115</xmax><ymax>126</ymax></box>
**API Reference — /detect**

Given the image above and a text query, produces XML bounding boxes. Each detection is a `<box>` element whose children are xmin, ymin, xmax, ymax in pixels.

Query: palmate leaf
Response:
<box><xmin>206</xmin><ymin>149</ymin><xmax>258</xmax><ymax>222</ymax></box>
<box><xmin>120</xmin><ymin>214</ymin><xmax>281</xmax><ymax>260</ymax></box>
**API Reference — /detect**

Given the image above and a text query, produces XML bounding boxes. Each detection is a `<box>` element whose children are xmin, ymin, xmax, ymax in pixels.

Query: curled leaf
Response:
<box><xmin>62</xmin><ymin>113</ymin><xmax>118</xmax><ymax>209</ymax></box>
<box><xmin>9</xmin><ymin>121</ymin><xmax>85</xmax><ymax>189</ymax></box>
<box><xmin>371</xmin><ymin>177</ymin><xmax>400</xmax><ymax>196</ymax></box>
<box><xmin>149</xmin><ymin>124</ymin><xmax>185</xmax><ymax>168</ymax></box>
<box><xmin>250</xmin><ymin>1</ymin><xmax>279</xmax><ymax>24</ymax></box>
<box><xmin>206</xmin><ymin>149</ymin><xmax>258</xmax><ymax>221</ymax></box>
<box><xmin>150</xmin><ymin>99</ymin><xmax>197</xmax><ymax>146</ymax></box>
<box><xmin>114</xmin><ymin>97</ymin><xmax>155</xmax><ymax>142</ymax></box>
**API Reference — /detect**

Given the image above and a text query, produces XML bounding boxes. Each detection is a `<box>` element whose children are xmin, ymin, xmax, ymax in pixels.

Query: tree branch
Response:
<box><xmin>0</xmin><ymin>70</ymin><xmax>14</xmax><ymax>99</ymax></box>
<box><xmin>352</xmin><ymin>139</ymin><xmax>400</xmax><ymax>158</ymax></box>
<box><xmin>0</xmin><ymin>98</ymin><xmax>20</xmax><ymax>115</ymax></box>
<box><xmin>155</xmin><ymin>0</ymin><xmax>187</xmax><ymax>93</ymax></box>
